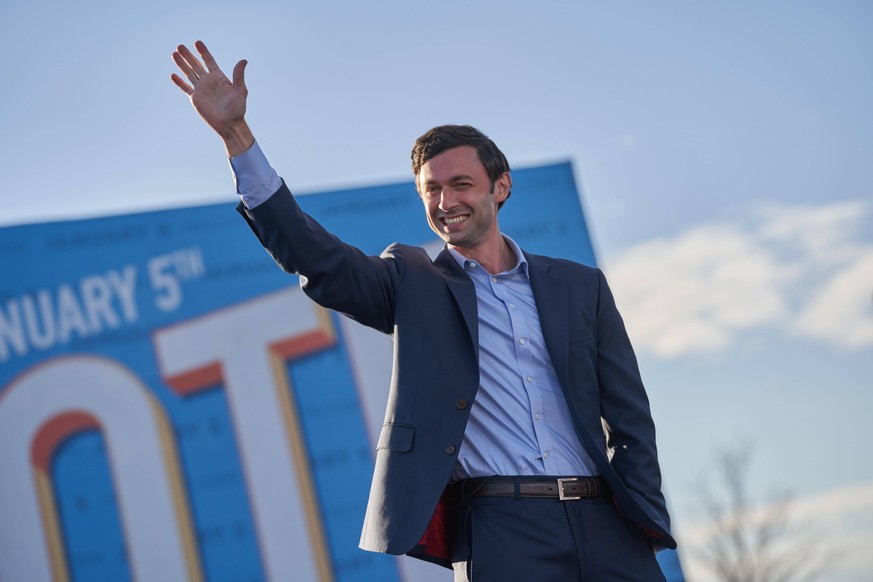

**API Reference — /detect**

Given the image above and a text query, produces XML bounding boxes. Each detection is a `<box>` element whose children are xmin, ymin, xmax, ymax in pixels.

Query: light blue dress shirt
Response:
<box><xmin>446</xmin><ymin>243</ymin><xmax>598</xmax><ymax>480</ymax></box>
<box><xmin>230</xmin><ymin>142</ymin><xmax>598</xmax><ymax>479</ymax></box>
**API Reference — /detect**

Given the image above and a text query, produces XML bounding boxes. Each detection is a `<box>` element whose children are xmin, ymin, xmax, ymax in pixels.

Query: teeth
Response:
<box><xmin>444</xmin><ymin>215</ymin><xmax>468</xmax><ymax>225</ymax></box>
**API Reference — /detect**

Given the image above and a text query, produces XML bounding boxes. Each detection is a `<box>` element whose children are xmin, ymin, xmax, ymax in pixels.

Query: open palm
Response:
<box><xmin>171</xmin><ymin>41</ymin><xmax>248</xmax><ymax>144</ymax></box>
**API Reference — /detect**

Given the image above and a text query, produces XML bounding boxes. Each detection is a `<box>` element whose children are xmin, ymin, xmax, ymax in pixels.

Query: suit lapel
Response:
<box><xmin>527</xmin><ymin>254</ymin><xmax>570</xmax><ymax>393</ymax></box>
<box><xmin>434</xmin><ymin>248</ymin><xmax>479</xmax><ymax>351</ymax></box>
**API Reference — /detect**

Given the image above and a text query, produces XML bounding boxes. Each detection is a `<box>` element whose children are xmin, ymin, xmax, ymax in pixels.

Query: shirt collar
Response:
<box><xmin>446</xmin><ymin>235</ymin><xmax>528</xmax><ymax>275</ymax></box>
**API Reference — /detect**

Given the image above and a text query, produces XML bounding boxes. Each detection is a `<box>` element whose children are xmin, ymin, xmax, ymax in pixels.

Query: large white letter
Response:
<box><xmin>0</xmin><ymin>356</ymin><xmax>202</xmax><ymax>582</ymax></box>
<box><xmin>153</xmin><ymin>287</ymin><xmax>336</xmax><ymax>582</ymax></box>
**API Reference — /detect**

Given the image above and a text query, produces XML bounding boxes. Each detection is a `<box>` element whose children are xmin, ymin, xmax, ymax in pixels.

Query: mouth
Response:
<box><xmin>441</xmin><ymin>215</ymin><xmax>469</xmax><ymax>227</ymax></box>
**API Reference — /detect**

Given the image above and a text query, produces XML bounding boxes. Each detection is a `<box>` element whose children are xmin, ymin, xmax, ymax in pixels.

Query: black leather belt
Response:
<box><xmin>459</xmin><ymin>476</ymin><xmax>610</xmax><ymax>501</ymax></box>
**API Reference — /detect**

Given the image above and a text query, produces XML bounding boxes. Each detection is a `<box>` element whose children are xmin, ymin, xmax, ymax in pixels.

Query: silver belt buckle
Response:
<box><xmin>557</xmin><ymin>477</ymin><xmax>581</xmax><ymax>501</ymax></box>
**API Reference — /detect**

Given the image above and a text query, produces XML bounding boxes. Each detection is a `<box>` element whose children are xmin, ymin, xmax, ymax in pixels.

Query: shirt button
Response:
<box><xmin>527</xmin><ymin>376</ymin><xmax>533</xmax><ymax>383</ymax></box>
<box><xmin>543</xmin><ymin>451</ymin><xmax>550</xmax><ymax>459</ymax></box>
<box><xmin>445</xmin><ymin>445</ymin><xmax>456</xmax><ymax>455</ymax></box>
<box><xmin>535</xmin><ymin>414</ymin><xmax>542</xmax><ymax>421</ymax></box>
<box><xmin>491</xmin><ymin>277</ymin><xmax>497</xmax><ymax>282</ymax></box>
<box><xmin>456</xmin><ymin>399</ymin><xmax>468</xmax><ymax>410</ymax></box>
<box><xmin>519</xmin><ymin>338</ymin><xmax>525</xmax><ymax>345</ymax></box>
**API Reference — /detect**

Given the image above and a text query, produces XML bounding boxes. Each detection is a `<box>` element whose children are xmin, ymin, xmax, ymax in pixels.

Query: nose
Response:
<box><xmin>438</xmin><ymin>189</ymin><xmax>458</xmax><ymax>212</ymax></box>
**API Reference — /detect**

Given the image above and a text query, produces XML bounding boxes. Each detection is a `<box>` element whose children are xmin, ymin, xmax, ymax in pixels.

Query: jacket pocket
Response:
<box><xmin>569</xmin><ymin>324</ymin><xmax>596</xmax><ymax>344</ymax></box>
<box><xmin>377</xmin><ymin>423</ymin><xmax>415</xmax><ymax>452</ymax></box>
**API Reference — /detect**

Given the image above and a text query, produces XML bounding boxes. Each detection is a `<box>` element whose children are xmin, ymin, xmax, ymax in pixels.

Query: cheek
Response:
<box><xmin>423</xmin><ymin>204</ymin><xmax>437</xmax><ymax>226</ymax></box>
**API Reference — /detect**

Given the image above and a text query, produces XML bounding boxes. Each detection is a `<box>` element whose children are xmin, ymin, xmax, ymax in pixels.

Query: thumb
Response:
<box><xmin>233</xmin><ymin>59</ymin><xmax>248</xmax><ymax>93</ymax></box>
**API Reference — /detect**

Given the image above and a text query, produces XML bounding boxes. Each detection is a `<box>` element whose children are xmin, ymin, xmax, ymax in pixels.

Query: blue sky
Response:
<box><xmin>2</xmin><ymin>1</ymin><xmax>872</xmax><ymax>579</ymax></box>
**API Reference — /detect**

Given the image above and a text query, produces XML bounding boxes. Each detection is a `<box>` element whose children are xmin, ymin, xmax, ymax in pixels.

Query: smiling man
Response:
<box><xmin>172</xmin><ymin>40</ymin><xmax>675</xmax><ymax>581</ymax></box>
<box><xmin>417</xmin><ymin>137</ymin><xmax>513</xmax><ymax>274</ymax></box>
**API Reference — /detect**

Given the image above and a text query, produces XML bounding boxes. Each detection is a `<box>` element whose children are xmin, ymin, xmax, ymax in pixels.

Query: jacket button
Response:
<box><xmin>456</xmin><ymin>399</ymin><xmax>467</xmax><ymax>410</ymax></box>
<box><xmin>445</xmin><ymin>445</ymin><xmax>456</xmax><ymax>455</ymax></box>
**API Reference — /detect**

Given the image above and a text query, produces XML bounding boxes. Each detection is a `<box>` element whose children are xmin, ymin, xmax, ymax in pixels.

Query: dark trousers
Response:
<box><xmin>451</xmin><ymin>495</ymin><xmax>665</xmax><ymax>581</ymax></box>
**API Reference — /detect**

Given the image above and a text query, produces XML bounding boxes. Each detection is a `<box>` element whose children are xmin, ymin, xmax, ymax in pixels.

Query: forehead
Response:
<box><xmin>418</xmin><ymin>145</ymin><xmax>487</xmax><ymax>183</ymax></box>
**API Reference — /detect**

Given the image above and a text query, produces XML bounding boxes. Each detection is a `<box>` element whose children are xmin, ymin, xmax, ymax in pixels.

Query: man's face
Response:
<box><xmin>418</xmin><ymin>145</ymin><xmax>509</xmax><ymax>252</ymax></box>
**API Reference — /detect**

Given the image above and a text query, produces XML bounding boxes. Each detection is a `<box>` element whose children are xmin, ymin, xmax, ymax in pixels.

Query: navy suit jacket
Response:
<box><xmin>238</xmin><ymin>182</ymin><xmax>676</xmax><ymax>568</ymax></box>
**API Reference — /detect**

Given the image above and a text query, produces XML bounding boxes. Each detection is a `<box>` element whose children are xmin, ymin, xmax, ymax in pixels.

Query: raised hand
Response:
<box><xmin>171</xmin><ymin>41</ymin><xmax>254</xmax><ymax>156</ymax></box>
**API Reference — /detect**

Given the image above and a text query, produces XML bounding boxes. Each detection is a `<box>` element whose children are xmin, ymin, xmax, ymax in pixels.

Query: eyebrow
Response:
<box><xmin>425</xmin><ymin>174</ymin><xmax>475</xmax><ymax>186</ymax></box>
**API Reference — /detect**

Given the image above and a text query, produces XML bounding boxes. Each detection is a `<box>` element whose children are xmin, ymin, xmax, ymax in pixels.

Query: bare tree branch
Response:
<box><xmin>693</xmin><ymin>442</ymin><xmax>840</xmax><ymax>582</ymax></box>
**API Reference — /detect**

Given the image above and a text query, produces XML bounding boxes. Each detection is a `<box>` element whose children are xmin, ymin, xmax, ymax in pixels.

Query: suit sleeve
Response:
<box><xmin>236</xmin><ymin>180</ymin><xmax>403</xmax><ymax>334</ymax></box>
<box><xmin>594</xmin><ymin>268</ymin><xmax>670</xmax><ymax>530</ymax></box>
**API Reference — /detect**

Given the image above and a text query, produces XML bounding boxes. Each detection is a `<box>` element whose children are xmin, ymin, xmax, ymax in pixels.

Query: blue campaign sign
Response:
<box><xmin>0</xmin><ymin>162</ymin><xmax>682</xmax><ymax>581</ymax></box>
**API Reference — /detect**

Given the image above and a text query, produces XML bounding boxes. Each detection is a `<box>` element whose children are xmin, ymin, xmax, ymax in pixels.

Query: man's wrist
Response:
<box><xmin>222</xmin><ymin>121</ymin><xmax>255</xmax><ymax>158</ymax></box>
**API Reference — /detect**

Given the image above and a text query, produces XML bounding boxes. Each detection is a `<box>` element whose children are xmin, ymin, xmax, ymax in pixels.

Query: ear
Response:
<box><xmin>493</xmin><ymin>172</ymin><xmax>511</xmax><ymax>204</ymax></box>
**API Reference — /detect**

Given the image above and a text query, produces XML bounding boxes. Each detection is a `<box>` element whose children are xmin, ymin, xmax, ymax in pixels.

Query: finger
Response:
<box><xmin>195</xmin><ymin>40</ymin><xmax>222</xmax><ymax>74</ymax></box>
<box><xmin>177</xmin><ymin>44</ymin><xmax>207</xmax><ymax>79</ymax></box>
<box><xmin>170</xmin><ymin>73</ymin><xmax>194</xmax><ymax>96</ymax></box>
<box><xmin>172</xmin><ymin>51</ymin><xmax>199</xmax><ymax>84</ymax></box>
<box><xmin>232</xmin><ymin>59</ymin><xmax>248</xmax><ymax>92</ymax></box>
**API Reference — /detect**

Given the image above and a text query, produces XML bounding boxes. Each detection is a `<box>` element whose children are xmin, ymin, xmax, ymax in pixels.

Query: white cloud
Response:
<box><xmin>757</xmin><ymin>201</ymin><xmax>868</xmax><ymax>266</ymax></box>
<box><xmin>607</xmin><ymin>224</ymin><xmax>792</xmax><ymax>356</ymax></box>
<box><xmin>676</xmin><ymin>480</ymin><xmax>873</xmax><ymax>582</ymax></box>
<box><xmin>793</xmin><ymin>253</ymin><xmax>873</xmax><ymax>348</ymax></box>
<box><xmin>606</xmin><ymin>200</ymin><xmax>873</xmax><ymax>357</ymax></box>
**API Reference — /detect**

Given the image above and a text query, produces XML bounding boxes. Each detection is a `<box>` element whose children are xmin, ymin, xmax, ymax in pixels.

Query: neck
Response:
<box><xmin>451</xmin><ymin>235</ymin><xmax>516</xmax><ymax>274</ymax></box>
